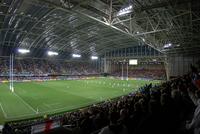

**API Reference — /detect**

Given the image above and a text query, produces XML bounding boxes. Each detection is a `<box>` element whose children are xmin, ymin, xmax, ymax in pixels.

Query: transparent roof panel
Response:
<box><xmin>0</xmin><ymin>0</ymin><xmax>197</xmax><ymax>56</ymax></box>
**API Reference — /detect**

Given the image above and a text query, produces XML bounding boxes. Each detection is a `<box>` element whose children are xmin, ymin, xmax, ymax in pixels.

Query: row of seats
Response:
<box><xmin>112</xmin><ymin>69</ymin><xmax>166</xmax><ymax>79</ymax></box>
<box><xmin>0</xmin><ymin>58</ymin><xmax>99</xmax><ymax>76</ymax></box>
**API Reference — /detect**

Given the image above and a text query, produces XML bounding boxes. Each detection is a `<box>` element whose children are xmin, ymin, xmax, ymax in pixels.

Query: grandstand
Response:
<box><xmin>0</xmin><ymin>0</ymin><xmax>200</xmax><ymax>134</ymax></box>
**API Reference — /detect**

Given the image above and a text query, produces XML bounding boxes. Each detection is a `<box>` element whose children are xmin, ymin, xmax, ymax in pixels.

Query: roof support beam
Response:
<box><xmin>135</xmin><ymin>0</ymin><xmax>192</xmax><ymax>12</ymax></box>
<box><xmin>39</xmin><ymin>0</ymin><xmax>164</xmax><ymax>54</ymax></box>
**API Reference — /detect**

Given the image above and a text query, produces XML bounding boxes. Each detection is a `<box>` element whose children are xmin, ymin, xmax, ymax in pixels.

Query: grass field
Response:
<box><xmin>0</xmin><ymin>78</ymin><xmax>160</xmax><ymax>124</ymax></box>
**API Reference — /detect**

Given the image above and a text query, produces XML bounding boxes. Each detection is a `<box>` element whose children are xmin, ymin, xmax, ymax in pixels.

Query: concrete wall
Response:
<box><xmin>103</xmin><ymin>58</ymin><xmax>112</xmax><ymax>73</ymax></box>
<box><xmin>166</xmin><ymin>55</ymin><xmax>200</xmax><ymax>78</ymax></box>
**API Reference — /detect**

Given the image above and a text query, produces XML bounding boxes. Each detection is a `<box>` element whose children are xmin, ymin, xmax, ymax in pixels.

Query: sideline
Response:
<box><xmin>13</xmin><ymin>92</ymin><xmax>37</xmax><ymax>113</ymax></box>
<box><xmin>0</xmin><ymin>103</ymin><xmax>7</xmax><ymax>118</ymax></box>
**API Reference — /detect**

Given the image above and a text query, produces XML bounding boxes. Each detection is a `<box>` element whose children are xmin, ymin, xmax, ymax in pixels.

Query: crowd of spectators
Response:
<box><xmin>3</xmin><ymin>68</ymin><xmax>200</xmax><ymax>134</ymax></box>
<box><xmin>111</xmin><ymin>64</ymin><xmax>166</xmax><ymax>80</ymax></box>
<box><xmin>0</xmin><ymin>58</ymin><xmax>166</xmax><ymax>81</ymax></box>
<box><xmin>112</xmin><ymin>69</ymin><xmax>166</xmax><ymax>80</ymax></box>
<box><xmin>63</xmin><ymin>74</ymin><xmax>197</xmax><ymax>134</ymax></box>
<box><xmin>0</xmin><ymin>58</ymin><xmax>99</xmax><ymax>78</ymax></box>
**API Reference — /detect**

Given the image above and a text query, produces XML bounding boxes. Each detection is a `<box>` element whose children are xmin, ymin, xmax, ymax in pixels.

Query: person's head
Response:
<box><xmin>160</xmin><ymin>93</ymin><xmax>172</xmax><ymax>106</ymax></box>
<box><xmin>195</xmin><ymin>90</ymin><xmax>200</xmax><ymax>99</ymax></box>
<box><xmin>171</xmin><ymin>90</ymin><xmax>181</xmax><ymax>99</ymax></box>
<box><xmin>150</xmin><ymin>90</ymin><xmax>161</xmax><ymax>101</ymax></box>
<box><xmin>134</xmin><ymin>102</ymin><xmax>141</xmax><ymax>112</ymax></box>
<box><xmin>139</xmin><ymin>98</ymin><xmax>148</xmax><ymax>112</ymax></box>
<box><xmin>148</xmin><ymin>99</ymin><xmax>160</xmax><ymax>114</ymax></box>
<box><xmin>120</xmin><ymin>108</ymin><xmax>128</xmax><ymax>118</ymax></box>
<box><xmin>109</xmin><ymin>111</ymin><xmax>119</xmax><ymax>124</ymax></box>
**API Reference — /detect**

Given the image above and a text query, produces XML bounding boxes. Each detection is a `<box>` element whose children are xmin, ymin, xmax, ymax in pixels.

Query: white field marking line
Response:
<box><xmin>56</xmin><ymin>88</ymin><xmax>98</xmax><ymax>100</ymax></box>
<box><xmin>5</xmin><ymin>113</ymin><xmax>37</xmax><ymax>119</ymax></box>
<box><xmin>0</xmin><ymin>103</ymin><xmax>7</xmax><ymax>118</ymax></box>
<box><xmin>8</xmin><ymin>86</ymin><xmax>97</xmax><ymax>119</ymax></box>
<box><xmin>33</xmin><ymin>80</ymin><xmax>97</xmax><ymax>100</ymax></box>
<box><xmin>43</xmin><ymin>103</ymin><xmax>61</xmax><ymax>108</ymax></box>
<box><xmin>6</xmin><ymin>101</ymin><xmax>98</xmax><ymax>119</ymax></box>
<box><xmin>7</xmin><ymin>83</ymin><xmax>126</xmax><ymax>119</ymax></box>
<box><xmin>39</xmin><ymin>101</ymin><xmax>97</xmax><ymax>114</ymax></box>
<box><xmin>6</xmin><ymin>84</ymin><xmax>125</xmax><ymax>119</ymax></box>
<box><xmin>43</xmin><ymin>103</ymin><xmax>50</xmax><ymax>108</ymax></box>
<box><xmin>35</xmin><ymin>80</ymin><xmax>103</xmax><ymax>100</ymax></box>
<box><xmin>7</xmin><ymin>94</ymin><xmax>117</xmax><ymax>119</ymax></box>
<box><xmin>13</xmin><ymin>92</ymin><xmax>37</xmax><ymax>113</ymax></box>
<box><xmin>44</xmin><ymin>103</ymin><xmax>60</xmax><ymax>107</ymax></box>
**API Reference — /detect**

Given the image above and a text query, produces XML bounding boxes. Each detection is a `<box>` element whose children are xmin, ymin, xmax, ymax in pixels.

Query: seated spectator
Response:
<box><xmin>93</xmin><ymin>111</ymin><xmax>108</xmax><ymax>130</ymax></box>
<box><xmin>5</xmin><ymin>67</ymin><xmax>200</xmax><ymax>134</ymax></box>
<box><xmin>79</xmin><ymin>111</ymin><xmax>94</xmax><ymax>134</ymax></box>
<box><xmin>118</xmin><ymin>108</ymin><xmax>131</xmax><ymax>132</ymax></box>
<box><xmin>136</xmin><ymin>99</ymin><xmax>162</xmax><ymax>134</ymax></box>
<box><xmin>160</xmin><ymin>93</ymin><xmax>176</xmax><ymax>133</ymax></box>
<box><xmin>99</xmin><ymin>111</ymin><xmax>128</xmax><ymax>134</ymax></box>
<box><xmin>186</xmin><ymin>88</ymin><xmax>200</xmax><ymax>134</ymax></box>
<box><xmin>129</xmin><ymin>101</ymin><xmax>145</xmax><ymax>133</ymax></box>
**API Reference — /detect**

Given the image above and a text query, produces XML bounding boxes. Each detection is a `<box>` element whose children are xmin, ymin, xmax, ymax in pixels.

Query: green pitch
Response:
<box><xmin>0</xmin><ymin>78</ymin><xmax>159</xmax><ymax>124</ymax></box>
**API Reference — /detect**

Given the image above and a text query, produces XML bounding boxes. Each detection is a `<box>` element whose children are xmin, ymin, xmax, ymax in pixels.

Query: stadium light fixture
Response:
<box><xmin>72</xmin><ymin>54</ymin><xmax>81</xmax><ymax>58</ymax></box>
<box><xmin>117</xmin><ymin>5</ymin><xmax>133</xmax><ymax>16</ymax></box>
<box><xmin>47</xmin><ymin>51</ymin><xmax>58</xmax><ymax>56</ymax></box>
<box><xmin>142</xmin><ymin>38</ymin><xmax>145</xmax><ymax>42</ymax></box>
<box><xmin>163</xmin><ymin>43</ymin><xmax>172</xmax><ymax>48</ymax></box>
<box><xmin>91</xmin><ymin>56</ymin><xmax>98</xmax><ymax>60</ymax></box>
<box><xmin>18</xmin><ymin>48</ymin><xmax>30</xmax><ymax>54</ymax></box>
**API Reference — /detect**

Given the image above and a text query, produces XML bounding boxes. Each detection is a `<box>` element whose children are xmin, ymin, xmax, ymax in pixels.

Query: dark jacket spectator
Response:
<box><xmin>186</xmin><ymin>89</ymin><xmax>200</xmax><ymax>134</ymax></box>
<box><xmin>99</xmin><ymin>111</ymin><xmax>128</xmax><ymax>134</ymax></box>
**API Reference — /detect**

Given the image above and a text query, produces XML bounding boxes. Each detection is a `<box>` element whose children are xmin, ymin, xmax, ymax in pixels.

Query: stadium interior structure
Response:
<box><xmin>0</xmin><ymin>0</ymin><xmax>200</xmax><ymax>134</ymax></box>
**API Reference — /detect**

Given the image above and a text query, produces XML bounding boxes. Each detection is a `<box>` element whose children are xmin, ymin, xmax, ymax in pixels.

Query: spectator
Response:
<box><xmin>4</xmin><ymin>68</ymin><xmax>200</xmax><ymax>134</ymax></box>
<box><xmin>99</xmin><ymin>111</ymin><xmax>128</xmax><ymax>134</ymax></box>
<box><xmin>186</xmin><ymin>89</ymin><xmax>200</xmax><ymax>134</ymax></box>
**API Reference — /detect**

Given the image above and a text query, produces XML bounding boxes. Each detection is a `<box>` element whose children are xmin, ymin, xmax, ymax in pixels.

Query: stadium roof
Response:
<box><xmin>0</xmin><ymin>0</ymin><xmax>199</xmax><ymax>57</ymax></box>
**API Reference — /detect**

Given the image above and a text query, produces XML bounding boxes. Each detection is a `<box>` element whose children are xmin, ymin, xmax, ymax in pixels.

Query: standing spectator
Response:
<box><xmin>186</xmin><ymin>88</ymin><xmax>200</xmax><ymax>134</ymax></box>
<box><xmin>99</xmin><ymin>111</ymin><xmax>128</xmax><ymax>134</ymax></box>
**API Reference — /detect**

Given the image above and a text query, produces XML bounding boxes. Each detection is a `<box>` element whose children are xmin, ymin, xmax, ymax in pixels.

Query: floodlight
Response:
<box><xmin>142</xmin><ymin>38</ymin><xmax>145</xmax><ymax>42</ymax></box>
<box><xmin>47</xmin><ymin>51</ymin><xmax>58</xmax><ymax>56</ymax></box>
<box><xmin>163</xmin><ymin>43</ymin><xmax>172</xmax><ymax>48</ymax></box>
<box><xmin>117</xmin><ymin>5</ymin><xmax>133</xmax><ymax>16</ymax></box>
<box><xmin>129</xmin><ymin>59</ymin><xmax>138</xmax><ymax>65</ymax></box>
<box><xmin>91</xmin><ymin>56</ymin><xmax>98</xmax><ymax>60</ymax></box>
<box><xmin>18</xmin><ymin>48</ymin><xmax>30</xmax><ymax>54</ymax></box>
<box><xmin>72</xmin><ymin>54</ymin><xmax>81</xmax><ymax>58</ymax></box>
